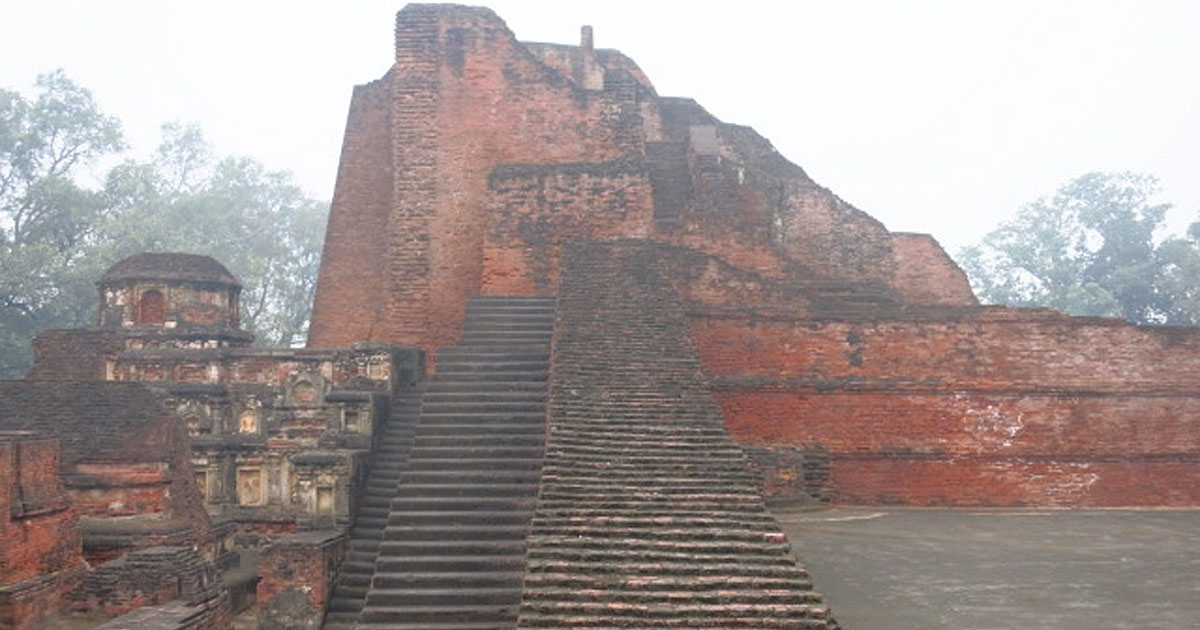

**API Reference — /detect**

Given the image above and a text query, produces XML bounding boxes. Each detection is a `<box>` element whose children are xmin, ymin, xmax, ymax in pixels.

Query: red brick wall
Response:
<box><xmin>482</xmin><ymin>162</ymin><xmax>654</xmax><ymax>295</ymax></box>
<box><xmin>308</xmin><ymin>6</ymin><xmax>974</xmax><ymax>357</ymax></box>
<box><xmin>889</xmin><ymin>232</ymin><xmax>978</xmax><ymax>305</ymax></box>
<box><xmin>26</xmin><ymin>329</ymin><xmax>123</xmax><ymax>380</ymax></box>
<box><xmin>308</xmin><ymin>78</ymin><xmax>395</xmax><ymax>349</ymax></box>
<box><xmin>694</xmin><ymin>314</ymin><xmax>1200</xmax><ymax>391</ymax></box>
<box><xmin>0</xmin><ymin>382</ymin><xmax>211</xmax><ymax>555</ymax></box>
<box><xmin>692</xmin><ymin>313</ymin><xmax>1200</xmax><ymax>506</ymax></box>
<box><xmin>310</xmin><ymin>5</ymin><xmax>630</xmax><ymax>353</ymax></box>
<box><xmin>831</xmin><ymin>456</ymin><xmax>1200</xmax><ymax>507</ymax></box>
<box><xmin>1</xmin><ymin>435</ymin><xmax>81</xmax><ymax>585</ymax></box>
<box><xmin>256</xmin><ymin>531</ymin><xmax>345</xmax><ymax>630</ymax></box>
<box><xmin>1</xmin><ymin>433</ymin><xmax>83</xmax><ymax>630</ymax></box>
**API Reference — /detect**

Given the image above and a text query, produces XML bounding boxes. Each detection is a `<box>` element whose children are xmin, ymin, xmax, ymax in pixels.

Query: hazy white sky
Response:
<box><xmin>3</xmin><ymin>0</ymin><xmax>1197</xmax><ymax>251</ymax></box>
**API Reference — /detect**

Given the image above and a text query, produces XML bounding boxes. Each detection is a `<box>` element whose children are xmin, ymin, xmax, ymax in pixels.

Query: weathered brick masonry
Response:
<box><xmin>518</xmin><ymin>240</ymin><xmax>837</xmax><ymax>629</ymax></box>
<box><xmin>694</xmin><ymin>312</ymin><xmax>1200</xmax><ymax>506</ymax></box>
<box><xmin>309</xmin><ymin>3</ymin><xmax>1200</xmax><ymax>508</ymax></box>
<box><xmin>0</xmin><ymin>381</ymin><xmax>211</xmax><ymax>563</ymax></box>
<box><xmin>0</xmin><ymin>432</ymin><xmax>83</xmax><ymax>630</ymax></box>
<box><xmin>309</xmin><ymin>4</ymin><xmax>956</xmax><ymax>356</ymax></box>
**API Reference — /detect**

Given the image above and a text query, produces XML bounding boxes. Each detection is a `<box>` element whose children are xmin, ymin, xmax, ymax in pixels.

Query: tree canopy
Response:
<box><xmin>958</xmin><ymin>172</ymin><xmax>1199</xmax><ymax>325</ymax></box>
<box><xmin>0</xmin><ymin>72</ymin><xmax>327</xmax><ymax>377</ymax></box>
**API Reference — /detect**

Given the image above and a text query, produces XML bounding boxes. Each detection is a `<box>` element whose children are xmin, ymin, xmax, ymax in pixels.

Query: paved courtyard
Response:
<box><xmin>777</xmin><ymin>508</ymin><xmax>1200</xmax><ymax>630</ymax></box>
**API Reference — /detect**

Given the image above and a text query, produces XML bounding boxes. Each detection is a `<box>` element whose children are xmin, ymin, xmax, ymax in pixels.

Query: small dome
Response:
<box><xmin>101</xmin><ymin>253</ymin><xmax>241</xmax><ymax>287</ymax></box>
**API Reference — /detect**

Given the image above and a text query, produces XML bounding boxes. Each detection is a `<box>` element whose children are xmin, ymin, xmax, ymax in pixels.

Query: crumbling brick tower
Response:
<box><xmin>312</xmin><ymin>4</ymin><xmax>1200</xmax><ymax>509</ymax></box>
<box><xmin>309</xmin><ymin>4</ymin><xmax>976</xmax><ymax>355</ymax></box>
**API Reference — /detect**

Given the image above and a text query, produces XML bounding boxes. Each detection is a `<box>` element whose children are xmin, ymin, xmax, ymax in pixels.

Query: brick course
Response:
<box><xmin>693</xmin><ymin>313</ymin><xmax>1200</xmax><ymax>506</ymax></box>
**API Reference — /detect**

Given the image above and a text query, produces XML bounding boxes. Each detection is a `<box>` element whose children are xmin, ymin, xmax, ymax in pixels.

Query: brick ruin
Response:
<box><xmin>4</xmin><ymin>254</ymin><xmax>422</xmax><ymax>628</ymax></box>
<box><xmin>311</xmin><ymin>3</ymin><xmax>1200</xmax><ymax>508</ymax></box>
<box><xmin>2</xmin><ymin>3</ymin><xmax>1198</xmax><ymax>629</ymax></box>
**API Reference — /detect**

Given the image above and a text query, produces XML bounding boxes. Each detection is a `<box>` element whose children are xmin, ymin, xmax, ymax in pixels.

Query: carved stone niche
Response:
<box><xmin>177</xmin><ymin>400</ymin><xmax>215</xmax><ymax>436</ymax></box>
<box><xmin>292</xmin><ymin>452</ymin><xmax>350</xmax><ymax>528</ymax></box>
<box><xmin>283</xmin><ymin>372</ymin><xmax>328</xmax><ymax>408</ymax></box>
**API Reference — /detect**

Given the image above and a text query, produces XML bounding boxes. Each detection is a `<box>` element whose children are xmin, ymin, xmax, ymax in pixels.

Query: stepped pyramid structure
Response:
<box><xmin>296</xmin><ymin>4</ymin><xmax>1199</xmax><ymax>628</ymax></box>
<box><xmin>312</xmin><ymin>2</ymin><xmax>1199</xmax><ymax>514</ymax></box>
<box><xmin>4</xmin><ymin>4</ymin><xmax>1199</xmax><ymax>630</ymax></box>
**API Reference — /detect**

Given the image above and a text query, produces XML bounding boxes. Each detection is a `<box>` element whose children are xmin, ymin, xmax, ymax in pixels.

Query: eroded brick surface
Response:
<box><xmin>0</xmin><ymin>433</ymin><xmax>82</xmax><ymax>630</ymax></box>
<box><xmin>309</xmin><ymin>4</ymin><xmax>972</xmax><ymax>356</ymax></box>
<box><xmin>694</xmin><ymin>313</ymin><xmax>1200</xmax><ymax>506</ymax></box>
<box><xmin>517</xmin><ymin>240</ymin><xmax>838</xmax><ymax>629</ymax></box>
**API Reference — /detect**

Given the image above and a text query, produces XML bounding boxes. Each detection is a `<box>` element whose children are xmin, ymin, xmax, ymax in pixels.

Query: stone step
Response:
<box><xmin>403</xmin><ymin>457</ymin><xmax>544</xmax><ymax>471</ymax></box>
<box><xmin>517</xmin><ymin>613</ymin><xmax>829</xmax><ymax>629</ymax></box>
<box><xmin>359</xmin><ymin>603</ymin><xmax>522</xmax><ymax>625</ymax></box>
<box><xmin>417</xmin><ymin>413</ymin><xmax>546</xmax><ymax>426</ymax></box>
<box><xmin>319</xmin><ymin>612</ymin><xmax>358</xmax><ymax>630</ymax></box>
<box><xmin>468</xmin><ymin>295</ymin><xmax>554</xmax><ymax>305</ymax></box>
<box><xmin>464</xmin><ymin>313</ymin><xmax>553</xmax><ymax>324</ymax></box>
<box><xmin>423</xmin><ymin>391</ymin><xmax>547</xmax><ymax>404</ymax></box>
<box><xmin>529</xmin><ymin>515</ymin><xmax>779</xmax><ymax>530</ymax></box>
<box><xmin>435</xmin><ymin>349</ymin><xmax>549</xmax><ymax>362</ymax></box>
<box><xmin>374</xmin><ymin>555</ymin><xmax>526</xmax><ymax>574</ymax></box>
<box><xmin>405</xmin><ymin>445</ymin><xmax>544</xmax><ymax>459</ymax></box>
<box><xmin>357</xmin><ymin>506</ymin><xmax>391</xmax><ymax>519</ymax></box>
<box><xmin>353</xmin><ymin>296</ymin><xmax>549</xmax><ymax>630</ymax></box>
<box><xmin>383</xmin><ymin>524</ymin><xmax>529</xmax><ymax>541</ymax></box>
<box><xmin>522</xmin><ymin>526</ymin><xmax>789</xmax><ymax>544</ymax></box>
<box><xmin>520</xmin><ymin>587</ymin><xmax>823</xmax><ymax>605</ymax></box>
<box><xmin>372</xmin><ymin>571</ymin><xmax>523</xmax><ymax>589</ymax></box>
<box><xmin>349</xmin><ymin>539</ymin><xmax>380</xmax><ymax>554</ymax></box>
<box><xmin>461</xmin><ymin>320</ymin><xmax>553</xmax><ymax>332</ymax></box>
<box><xmin>539</xmin><ymin>473</ymin><xmax>759</xmax><ymax>486</ymax></box>
<box><xmin>414</xmin><ymin>423</ymin><xmax>545</xmax><ymax>437</ymax></box>
<box><xmin>533</xmin><ymin>499</ymin><xmax>762</xmax><ymax>512</ymax></box>
<box><xmin>389</xmin><ymin>510</ymin><xmax>537</xmax><ymax>527</ymax></box>
<box><xmin>529</xmin><ymin>508</ymin><xmax>770</xmax><ymax>522</ymax></box>
<box><xmin>327</xmin><ymin>594</ymin><xmax>367</xmax><ymax>611</ymax></box>
<box><xmin>525</xmin><ymin>548</ymin><xmax>795</xmax><ymax>565</ymax></box>
<box><xmin>411</xmin><ymin>435</ymin><xmax>544</xmax><ymax>448</ymax></box>
<box><xmin>366</xmin><ymin>586</ymin><xmax>523</xmax><ymax>607</ymax></box>
<box><xmin>401</xmin><ymin>470</ymin><xmax>542</xmax><ymax>484</ymax></box>
<box><xmin>525</xmin><ymin>536</ymin><xmax>791</xmax><ymax>556</ymax></box>
<box><xmin>523</xmin><ymin>572</ymin><xmax>812</xmax><ymax>591</ymax></box>
<box><xmin>420</xmin><ymin>401</ymin><xmax>546</xmax><ymax>414</ymax></box>
<box><xmin>426</xmin><ymin>380</ymin><xmax>548</xmax><ymax>392</ymax></box>
<box><xmin>394</xmin><ymin>482</ymin><xmax>539</xmax><ymax>498</ymax></box>
<box><xmin>536</xmin><ymin>487</ymin><xmax>760</xmax><ymax>500</ymax></box>
<box><xmin>430</xmin><ymin>368</ymin><xmax>549</xmax><ymax>381</ymax></box>
<box><xmin>517</xmin><ymin>601</ymin><xmax>831</xmax><ymax>622</ymax></box>
<box><xmin>456</xmin><ymin>339</ymin><xmax>551</xmax><ymax>349</ymax></box>
<box><xmin>349</xmin><ymin>526</ymin><xmax>384</xmax><ymax>540</ymax></box>
<box><xmin>377</xmin><ymin>539</ymin><xmax>527</xmax><ymax>557</ymax></box>
<box><xmin>389</xmin><ymin>496</ymin><xmax>537</xmax><ymax>512</ymax></box>
<box><xmin>354</xmin><ymin>622</ymin><xmax>510</xmax><ymax>630</ymax></box>
<box><xmin>463</xmin><ymin>306</ymin><xmax>553</xmax><ymax>317</ymax></box>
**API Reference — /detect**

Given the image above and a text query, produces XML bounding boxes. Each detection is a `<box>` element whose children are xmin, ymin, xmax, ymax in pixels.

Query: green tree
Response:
<box><xmin>0</xmin><ymin>70</ymin><xmax>124</xmax><ymax>376</ymax></box>
<box><xmin>100</xmin><ymin>123</ymin><xmax>327</xmax><ymax>346</ymax></box>
<box><xmin>959</xmin><ymin>172</ymin><xmax>1198</xmax><ymax>325</ymax></box>
<box><xmin>0</xmin><ymin>73</ymin><xmax>329</xmax><ymax>377</ymax></box>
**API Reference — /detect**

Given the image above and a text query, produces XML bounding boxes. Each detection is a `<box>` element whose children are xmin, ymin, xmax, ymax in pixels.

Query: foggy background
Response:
<box><xmin>3</xmin><ymin>0</ymin><xmax>1197</xmax><ymax>251</ymax></box>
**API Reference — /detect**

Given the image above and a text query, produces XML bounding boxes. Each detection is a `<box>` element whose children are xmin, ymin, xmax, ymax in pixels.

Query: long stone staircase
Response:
<box><xmin>322</xmin><ymin>389</ymin><xmax>424</xmax><ymax>630</ymax></box>
<box><xmin>356</xmin><ymin>296</ymin><xmax>552</xmax><ymax>630</ymax></box>
<box><xmin>516</xmin><ymin>240</ymin><xmax>837</xmax><ymax>629</ymax></box>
